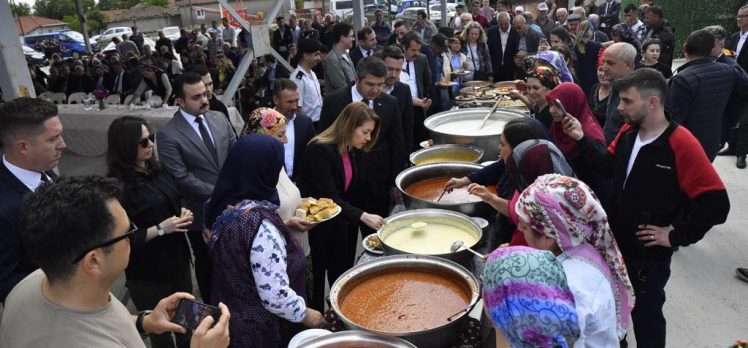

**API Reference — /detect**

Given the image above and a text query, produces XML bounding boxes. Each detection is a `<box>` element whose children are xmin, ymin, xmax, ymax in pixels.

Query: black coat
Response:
<box><xmin>596</xmin><ymin>1</ymin><xmax>621</xmax><ymax>29</ymax></box>
<box><xmin>390</xmin><ymin>82</ymin><xmax>415</xmax><ymax>157</ymax></box>
<box><xmin>666</xmin><ymin>58</ymin><xmax>748</xmax><ymax>160</ymax></box>
<box><xmin>318</xmin><ymin>87</ymin><xmax>406</xmax><ymax>197</ymax></box>
<box><xmin>0</xmin><ymin>163</ymin><xmax>55</xmax><ymax>302</ymax></box>
<box><xmin>644</xmin><ymin>23</ymin><xmax>675</xmax><ymax>69</ymax></box>
<box><xmin>727</xmin><ymin>31</ymin><xmax>748</xmax><ymax>73</ymax></box>
<box><xmin>289</xmin><ymin>114</ymin><xmax>317</xmax><ymax>182</ymax></box>
<box><xmin>486</xmin><ymin>26</ymin><xmax>520</xmax><ymax>82</ymax></box>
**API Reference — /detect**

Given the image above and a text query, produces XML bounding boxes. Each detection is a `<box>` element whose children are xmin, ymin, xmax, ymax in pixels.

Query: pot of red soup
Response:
<box><xmin>396</xmin><ymin>162</ymin><xmax>496</xmax><ymax>218</ymax></box>
<box><xmin>329</xmin><ymin>255</ymin><xmax>480</xmax><ymax>348</ymax></box>
<box><xmin>377</xmin><ymin>209</ymin><xmax>482</xmax><ymax>266</ymax></box>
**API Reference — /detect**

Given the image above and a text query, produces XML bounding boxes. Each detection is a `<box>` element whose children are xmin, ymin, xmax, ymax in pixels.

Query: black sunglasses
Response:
<box><xmin>72</xmin><ymin>221</ymin><xmax>137</xmax><ymax>263</ymax></box>
<box><xmin>139</xmin><ymin>134</ymin><xmax>155</xmax><ymax>148</ymax></box>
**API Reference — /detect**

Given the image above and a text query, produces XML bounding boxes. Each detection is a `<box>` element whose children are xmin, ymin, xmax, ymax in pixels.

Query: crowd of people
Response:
<box><xmin>1</xmin><ymin>0</ymin><xmax>747</xmax><ymax>347</ymax></box>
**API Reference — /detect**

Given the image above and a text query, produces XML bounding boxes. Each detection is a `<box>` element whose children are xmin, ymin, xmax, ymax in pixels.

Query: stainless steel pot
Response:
<box><xmin>424</xmin><ymin>107</ymin><xmax>524</xmax><ymax>160</ymax></box>
<box><xmin>395</xmin><ymin>162</ymin><xmax>493</xmax><ymax>218</ymax></box>
<box><xmin>329</xmin><ymin>255</ymin><xmax>481</xmax><ymax>348</ymax></box>
<box><xmin>409</xmin><ymin>144</ymin><xmax>484</xmax><ymax>166</ymax></box>
<box><xmin>377</xmin><ymin>209</ymin><xmax>482</xmax><ymax>266</ymax></box>
<box><xmin>297</xmin><ymin>331</ymin><xmax>416</xmax><ymax>348</ymax></box>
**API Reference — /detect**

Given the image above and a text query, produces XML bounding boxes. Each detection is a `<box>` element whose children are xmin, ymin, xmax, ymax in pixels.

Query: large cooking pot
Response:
<box><xmin>377</xmin><ymin>209</ymin><xmax>482</xmax><ymax>266</ymax></box>
<box><xmin>409</xmin><ymin>144</ymin><xmax>484</xmax><ymax>166</ymax></box>
<box><xmin>395</xmin><ymin>162</ymin><xmax>492</xmax><ymax>218</ymax></box>
<box><xmin>329</xmin><ymin>255</ymin><xmax>481</xmax><ymax>348</ymax></box>
<box><xmin>297</xmin><ymin>331</ymin><xmax>416</xmax><ymax>348</ymax></box>
<box><xmin>424</xmin><ymin>107</ymin><xmax>524</xmax><ymax>160</ymax></box>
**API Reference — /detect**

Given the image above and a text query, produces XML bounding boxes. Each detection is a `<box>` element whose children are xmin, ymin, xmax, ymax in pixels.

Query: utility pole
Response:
<box><xmin>74</xmin><ymin>0</ymin><xmax>92</xmax><ymax>52</ymax></box>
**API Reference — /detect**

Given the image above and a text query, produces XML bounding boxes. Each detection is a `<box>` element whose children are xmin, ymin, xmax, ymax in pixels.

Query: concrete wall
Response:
<box><xmin>108</xmin><ymin>16</ymin><xmax>182</xmax><ymax>35</ymax></box>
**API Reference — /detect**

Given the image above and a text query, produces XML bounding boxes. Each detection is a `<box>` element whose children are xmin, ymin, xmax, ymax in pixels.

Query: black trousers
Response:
<box><xmin>127</xmin><ymin>264</ymin><xmax>193</xmax><ymax>348</ymax></box>
<box><xmin>621</xmin><ymin>255</ymin><xmax>672</xmax><ymax>348</ymax></box>
<box><xmin>412</xmin><ymin>106</ymin><xmax>428</xmax><ymax>149</ymax></box>
<box><xmin>187</xmin><ymin>230</ymin><xmax>213</xmax><ymax>304</ymax></box>
<box><xmin>308</xmin><ymin>219</ymin><xmax>358</xmax><ymax>311</ymax></box>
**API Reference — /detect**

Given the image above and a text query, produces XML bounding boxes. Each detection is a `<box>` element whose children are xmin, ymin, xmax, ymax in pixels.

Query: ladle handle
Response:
<box><xmin>477</xmin><ymin>96</ymin><xmax>503</xmax><ymax>129</ymax></box>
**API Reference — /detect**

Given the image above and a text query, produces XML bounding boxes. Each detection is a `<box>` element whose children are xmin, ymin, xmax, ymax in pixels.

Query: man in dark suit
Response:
<box><xmin>400</xmin><ymin>32</ymin><xmax>433</xmax><ymax>148</ymax></box>
<box><xmin>379</xmin><ymin>45</ymin><xmax>415</xmax><ymax>159</ymax></box>
<box><xmin>597</xmin><ymin>0</ymin><xmax>621</xmax><ymax>35</ymax></box>
<box><xmin>727</xmin><ymin>5</ymin><xmax>748</xmax><ymax>74</ymax></box>
<box><xmin>103</xmin><ymin>61</ymin><xmax>131</xmax><ymax>97</ymax></box>
<box><xmin>350</xmin><ymin>27</ymin><xmax>378</xmax><ymax>69</ymax></box>
<box><xmin>272</xmin><ymin>16</ymin><xmax>294</xmax><ymax>59</ymax></box>
<box><xmin>318</xmin><ymin>57</ymin><xmax>406</xmax><ymax>236</ymax></box>
<box><xmin>513</xmin><ymin>14</ymin><xmax>544</xmax><ymax>54</ymax></box>
<box><xmin>0</xmin><ymin>98</ymin><xmax>64</xmax><ymax>303</ymax></box>
<box><xmin>273</xmin><ymin>78</ymin><xmax>317</xmax><ymax>182</ymax></box>
<box><xmin>487</xmin><ymin>11</ymin><xmax>520</xmax><ymax>82</ymax></box>
<box><xmin>156</xmin><ymin>73</ymin><xmax>237</xmax><ymax>303</ymax></box>
<box><xmin>187</xmin><ymin>65</ymin><xmax>233</xmax><ymax>136</ymax></box>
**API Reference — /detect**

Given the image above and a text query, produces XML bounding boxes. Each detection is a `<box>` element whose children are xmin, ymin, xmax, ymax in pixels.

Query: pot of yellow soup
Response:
<box><xmin>377</xmin><ymin>209</ymin><xmax>482</xmax><ymax>267</ymax></box>
<box><xmin>409</xmin><ymin>144</ymin><xmax>484</xmax><ymax>166</ymax></box>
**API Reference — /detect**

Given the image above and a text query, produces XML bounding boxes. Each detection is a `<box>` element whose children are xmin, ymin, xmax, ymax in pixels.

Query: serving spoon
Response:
<box><xmin>476</xmin><ymin>95</ymin><xmax>504</xmax><ymax>130</ymax></box>
<box><xmin>450</xmin><ymin>240</ymin><xmax>486</xmax><ymax>261</ymax></box>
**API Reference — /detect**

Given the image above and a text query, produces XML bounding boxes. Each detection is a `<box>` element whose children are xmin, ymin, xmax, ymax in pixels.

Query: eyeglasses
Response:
<box><xmin>72</xmin><ymin>221</ymin><xmax>137</xmax><ymax>263</ymax></box>
<box><xmin>139</xmin><ymin>134</ymin><xmax>155</xmax><ymax>148</ymax></box>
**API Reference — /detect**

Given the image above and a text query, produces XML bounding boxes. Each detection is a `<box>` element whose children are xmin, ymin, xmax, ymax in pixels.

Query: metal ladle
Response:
<box><xmin>450</xmin><ymin>240</ymin><xmax>486</xmax><ymax>261</ymax></box>
<box><xmin>476</xmin><ymin>95</ymin><xmax>504</xmax><ymax>129</ymax></box>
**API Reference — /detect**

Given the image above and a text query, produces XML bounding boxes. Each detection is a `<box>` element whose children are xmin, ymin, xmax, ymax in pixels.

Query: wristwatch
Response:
<box><xmin>136</xmin><ymin>310</ymin><xmax>153</xmax><ymax>334</ymax></box>
<box><xmin>157</xmin><ymin>224</ymin><xmax>165</xmax><ymax>236</ymax></box>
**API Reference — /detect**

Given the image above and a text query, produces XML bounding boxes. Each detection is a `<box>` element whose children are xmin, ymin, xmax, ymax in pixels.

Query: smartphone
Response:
<box><xmin>554</xmin><ymin>98</ymin><xmax>568</xmax><ymax>117</ymax></box>
<box><xmin>171</xmin><ymin>299</ymin><xmax>221</xmax><ymax>331</ymax></box>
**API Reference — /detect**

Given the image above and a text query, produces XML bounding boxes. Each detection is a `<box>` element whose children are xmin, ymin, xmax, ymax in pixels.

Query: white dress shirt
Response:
<box><xmin>737</xmin><ymin>30</ymin><xmax>748</xmax><ymax>58</ymax></box>
<box><xmin>558</xmin><ymin>254</ymin><xmax>620</xmax><ymax>347</ymax></box>
<box><xmin>359</xmin><ymin>46</ymin><xmax>373</xmax><ymax>58</ymax></box>
<box><xmin>292</xmin><ymin>65</ymin><xmax>322</xmax><ymax>122</ymax></box>
<box><xmin>3</xmin><ymin>156</ymin><xmax>47</xmax><ymax>191</ymax></box>
<box><xmin>351</xmin><ymin>85</ymin><xmax>374</xmax><ymax>109</ymax></box>
<box><xmin>283</xmin><ymin>115</ymin><xmax>296</xmax><ymax>177</ymax></box>
<box><xmin>403</xmin><ymin>60</ymin><xmax>419</xmax><ymax>97</ymax></box>
<box><xmin>179</xmin><ymin>108</ymin><xmax>216</xmax><ymax>145</ymax></box>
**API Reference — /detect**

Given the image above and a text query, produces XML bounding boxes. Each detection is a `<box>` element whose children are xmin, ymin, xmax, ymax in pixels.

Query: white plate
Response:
<box><xmin>419</xmin><ymin>140</ymin><xmax>432</xmax><ymax>149</ymax></box>
<box><xmin>481</xmin><ymin>160</ymin><xmax>496</xmax><ymax>167</ymax></box>
<box><xmin>288</xmin><ymin>329</ymin><xmax>332</xmax><ymax>348</ymax></box>
<box><xmin>309</xmin><ymin>205</ymin><xmax>342</xmax><ymax>224</ymax></box>
<box><xmin>362</xmin><ymin>234</ymin><xmax>384</xmax><ymax>254</ymax></box>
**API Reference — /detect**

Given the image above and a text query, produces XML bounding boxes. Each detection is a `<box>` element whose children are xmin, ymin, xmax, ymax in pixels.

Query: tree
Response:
<box><xmin>62</xmin><ymin>9</ymin><xmax>108</xmax><ymax>35</ymax></box>
<box><xmin>10</xmin><ymin>2</ymin><xmax>31</xmax><ymax>17</ymax></box>
<box><xmin>97</xmin><ymin>0</ymin><xmax>140</xmax><ymax>11</ymax></box>
<box><xmin>34</xmin><ymin>0</ymin><xmax>95</xmax><ymax>20</ymax></box>
<box><xmin>145</xmin><ymin>0</ymin><xmax>170</xmax><ymax>6</ymax></box>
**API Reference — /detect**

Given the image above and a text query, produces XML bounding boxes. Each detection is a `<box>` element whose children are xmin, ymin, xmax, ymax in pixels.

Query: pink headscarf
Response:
<box><xmin>515</xmin><ymin>174</ymin><xmax>635</xmax><ymax>338</ymax></box>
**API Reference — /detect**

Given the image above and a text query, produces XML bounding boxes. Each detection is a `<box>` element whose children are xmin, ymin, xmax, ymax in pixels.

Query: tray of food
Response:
<box><xmin>493</xmin><ymin>81</ymin><xmax>518</xmax><ymax>95</ymax></box>
<box><xmin>296</xmin><ymin>198</ymin><xmax>341</xmax><ymax>223</ymax></box>
<box><xmin>435</xmin><ymin>81</ymin><xmax>458</xmax><ymax>88</ymax></box>
<box><xmin>455</xmin><ymin>95</ymin><xmax>476</xmax><ymax>102</ymax></box>
<box><xmin>451</xmin><ymin>69</ymin><xmax>471</xmax><ymax>76</ymax></box>
<box><xmin>463</xmin><ymin>80</ymin><xmax>492</xmax><ymax>88</ymax></box>
<box><xmin>362</xmin><ymin>234</ymin><xmax>383</xmax><ymax>254</ymax></box>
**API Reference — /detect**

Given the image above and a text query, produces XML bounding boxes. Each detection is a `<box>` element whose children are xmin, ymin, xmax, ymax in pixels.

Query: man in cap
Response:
<box><xmin>566</xmin><ymin>13</ymin><xmax>582</xmax><ymax>35</ymax></box>
<box><xmin>293</xmin><ymin>39</ymin><xmax>325</xmax><ymax>128</ymax></box>
<box><xmin>536</xmin><ymin>2</ymin><xmax>558</xmax><ymax>38</ymax></box>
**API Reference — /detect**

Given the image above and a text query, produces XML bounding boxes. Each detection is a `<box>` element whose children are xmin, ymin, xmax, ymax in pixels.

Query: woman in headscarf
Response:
<box><xmin>240</xmin><ymin>108</ymin><xmax>315</xmax><ymax>294</ymax></box>
<box><xmin>297</xmin><ymin>102</ymin><xmax>385</xmax><ymax>311</ymax></box>
<box><xmin>573</xmin><ymin>21</ymin><xmax>603</xmax><ymax>93</ymax></box>
<box><xmin>546</xmin><ymin>82</ymin><xmax>609</xmax><ymax>200</ymax></box>
<box><xmin>510</xmin><ymin>66</ymin><xmax>561</xmax><ymax>129</ymax></box>
<box><xmin>609</xmin><ymin>23</ymin><xmax>641</xmax><ymax>65</ymax></box>
<box><xmin>446</xmin><ymin>118</ymin><xmax>574</xmax><ymax>246</ymax></box>
<box><xmin>516</xmin><ymin>174</ymin><xmax>635</xmax><ymax>346</ymax></box>
<box><xmin>204</xmin><ymin>135</ymin><xmax>326</xmax><ymax>348</ymax></box>
<box><xmin>483</xmin><ymin>246</ymin><xmax>581</xmax><ymax>348</ymax></box>
<box><xmin>535</xmin><ymin>50</ymin><xmax>573</xmax><ymax>83</ymax></box>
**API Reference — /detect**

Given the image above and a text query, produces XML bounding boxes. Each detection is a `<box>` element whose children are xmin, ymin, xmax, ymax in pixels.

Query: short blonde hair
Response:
<box><xmin>462</xmin><ymin>22</ymin><xmax>487</xmax><ymax>44</ymax></box>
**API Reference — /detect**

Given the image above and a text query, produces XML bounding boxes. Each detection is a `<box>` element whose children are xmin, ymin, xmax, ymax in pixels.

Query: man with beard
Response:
<box><xmin>562</xmin><ymin>68</ymin><xmax>729</xmax><ymax>348</ymax></box>
<box><xmin>379</xmin><ymin>45</ymin><xmax>415</xmax><ymax>158</ymax></box>
<box><xmin>187</xmin><ymin>65</ymin><xmax>232</xmax><ymax>136</ymax></box>
<box><xmin>291</xmin><ymin>38</ymin><xmax>323</xmax><ymax>129</ymax></box>
<box><xmin>156</xmin><ymin>73</ymin><xmax>237</xmax><ymax>304</ymax></box>
<box><xmin>272</xmin><ymin>79</ymin><xmax>316</xmax><ymax>182</ymax></box>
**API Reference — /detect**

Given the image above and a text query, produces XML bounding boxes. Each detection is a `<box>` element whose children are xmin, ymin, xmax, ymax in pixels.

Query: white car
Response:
<box><xmin>430</xmin><ymin>3</ymin><xmax>457</xmax><ymax>26</ymax></box>
<box><xmin>162</xmin><ymin>26</ymin><xmax>181</xmax><ymax>42</ymax></box>
<box><xmin>96</xmin><ymin>27</ymin><xmax>133</xmax><ymax>46</ymax></box>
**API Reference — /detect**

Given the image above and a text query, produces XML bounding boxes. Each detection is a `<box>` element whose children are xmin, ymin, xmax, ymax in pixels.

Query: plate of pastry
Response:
<box><xmin>296</xmin><ymin>198</ymin><xmax>341</xmax><ymax>224</ymax></box>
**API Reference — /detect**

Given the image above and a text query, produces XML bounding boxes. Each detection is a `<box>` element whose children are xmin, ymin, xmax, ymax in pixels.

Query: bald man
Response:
<box><xmin>600</xmin><ymin>43</ymin><xmax>637</xmax><ymax>144</ymax></box>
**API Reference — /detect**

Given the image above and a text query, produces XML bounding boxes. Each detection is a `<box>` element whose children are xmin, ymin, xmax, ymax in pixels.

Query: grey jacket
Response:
<box><xmin>156</xmin><ymin>109</ymin><xmax>237</xmax><ymax>230</ymax></box>
<box><xmin>323</xmin><ymin>47</ymin><xmax>356</xmax><ymax>94</ymax></box>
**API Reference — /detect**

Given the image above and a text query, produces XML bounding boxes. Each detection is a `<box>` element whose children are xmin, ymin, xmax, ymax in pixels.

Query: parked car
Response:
<box><xmin>100</xmin><ymin>37</ymin><xmax>157</xmax><ymax>58</ymax></box>
<box><xmin>23</xmin><ymin>31</ymin><xmax>95</xmax><ymax>59</ymax></box>
<box><xmin>395</xmin><ymin>7</ymin><xmax>424</xmax><ymax>25</ymax></box>
<box><xmin>395</xmin><ymin>0</ymin><xmax>427</xmax><ymax>14</ymax></box>
<box><xmin>429</xmin><ymin>3</ymin><xmax>457</xmax><ymax>26</ymax></box>
<box><xmin>23</xmin><ymin>45</ymin><xmax>47</xmax><ymax>65</ymax></box>
<box><xmin>95</xmin><ymin>26</ymin><xmax>133</xmax><ymax>46</ymax></box>
<box><xmin>162</xmin><ymin>26</ymin><xmax>181</xmax><ymax>42</ymax></box>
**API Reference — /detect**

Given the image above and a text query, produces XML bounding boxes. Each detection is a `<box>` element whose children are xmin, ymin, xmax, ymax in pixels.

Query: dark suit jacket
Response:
<box><xmin>487</xmin><ymin>26</ymin><xmax>520</xmax><ymax>82</ymax></box>
<box><xmin>404</xmin><ymin>54</ymin><xmax>432</xmax><ymax>99</ymax></box>
<box><xmin>521</xmin><ymin>27</ymin><xmax>544</xmax><ymax>54</ymax></box>
<box><xmin>597</xmin><ymin>1</ymin><xmax>621</xmax><ymax>29</ymax></box>
<box><xmin>297</xmin><ymin>142</ymin><xmax>363</xmax><ymax>225</ymax></box>
<box><xmin>318</xmin><ymin>87</ymin><xmax>406</xmax><ymax>196</ymax></box>
<box><xmin>391</xmin><ymin>82</ymin><xmax>415</xmax><ymax>157</ymax></box>
<box><xmin>290</xmin><ymin>114</ymin><xmax>316</xmax><ymax>182</ymax></box>
<box><xmin>0</xmin><ymin>163</ymin><xmax>55</xmax><ymax>302</ymax></box>
<box><xmin>727</xmin><ymin>31</ymin><xmax>748</xmax><ymax>73</ymax></box>
<box><xmin>103</xmin><ymin>71</ymin><xmax>133</xmax><ymax>95</ymax></box>
<box><xmin>349</xmin><ymin>46</ymin><xmax>365</xmax><ymax>70</ymax></box>
<box><xmin>156</xmin><ymin>110</ymin><xmax>237</xmax><ymax>230</ymax></box>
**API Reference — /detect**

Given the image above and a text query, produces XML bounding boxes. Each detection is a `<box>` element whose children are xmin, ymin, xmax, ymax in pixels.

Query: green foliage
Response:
<box><xmin>34</xmin><ymin>0</ymin><xmax>95</xmax><ymax>20</ymax></box>
<box><xmin>62</xmin><ymin>9</ymin><xmax>109</xmax><ymax>35</ymax></box>
<box><xmin>97</xmin><ymin>0</ymin><xmax>140</xmax><ymax>11</ymax></box>
<box><xmin>145</xmin><ymin>0</ymin><xmax>170</xmax><ymax>6</ymax></box>
<box><xmin>10</xmin><ymin>2</ymin><xmax>32</xmax><ymax>17</ymax></box>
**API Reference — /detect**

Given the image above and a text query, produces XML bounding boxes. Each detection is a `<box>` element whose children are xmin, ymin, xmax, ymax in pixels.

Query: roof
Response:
<box><xmin>109</xmin><ymin>2</ymin><xmax>180</xmax><ymax>22</ymax></box>
<box><xmin>101</xmin><ymin>10</ymin><xmax>126</xmax><ymax>19</ymax></box>
<box><xmin>15</xmin><ymin>16</ymin><xmax>68</xmax><ymax>36</ymax></box>
<box><xmin>177</xmin><ymin>0</ymin><xmax>221</xmax><ymax>6</ymax></box>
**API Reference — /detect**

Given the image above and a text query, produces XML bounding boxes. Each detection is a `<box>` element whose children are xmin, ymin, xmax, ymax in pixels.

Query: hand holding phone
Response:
<box><xmin>171</xmin><ymin>299</ymin><xmax>222</xmax><ymax>331</ymax></box>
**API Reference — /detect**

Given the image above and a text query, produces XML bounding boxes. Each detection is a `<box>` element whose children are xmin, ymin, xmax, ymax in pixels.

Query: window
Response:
<box><xmin>196</xmin><ymin>9</ymin><xmax>206</xmax><ymax>19</ymax></box>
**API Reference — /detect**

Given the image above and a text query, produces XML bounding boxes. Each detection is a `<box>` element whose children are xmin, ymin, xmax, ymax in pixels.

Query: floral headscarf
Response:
<box><xmin>525</xmin><ymin>66</ymin><xmax>561</xmax><ymax>91</ymax></box>
<box><xmin>574</xmin><ymin>21</ymin><xmax>596</xmax><ymax>55</ymax></box>
<box><xmin>483</xmin><ymin>246</ymin><xmax>580</xmax><ymax>348</ymax></box>
<box><xmin>515</xmin><ymin>174</ymin><xmax>635</xmax><ymax>338</ymax></box>
<box><xmin>240</xmin><ymin>107</ymin><xmax>287</xmax><ymax>137</ymax></box>
<box><xmin>535</xmin><ymin>51</ymin><xmax>573</xmax><ymax>83</ymax></box>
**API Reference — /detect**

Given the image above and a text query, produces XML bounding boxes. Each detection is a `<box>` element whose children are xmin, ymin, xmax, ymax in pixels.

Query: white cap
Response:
<box><xmin>537</xmin><ymin>3</ymin><xmax>549</xmax><ymax>11</ymax></box>
<box><xmin>515</xmin><ymin>6</ymin><xmax>525</xmax><ymax>13</ymax></box>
